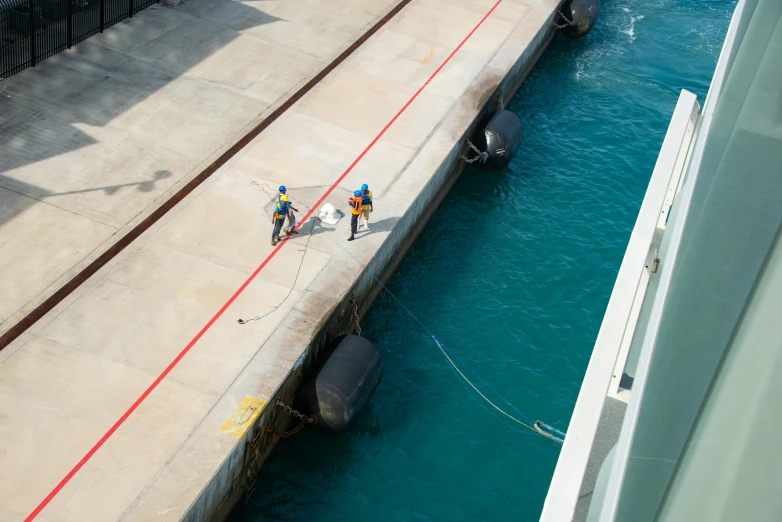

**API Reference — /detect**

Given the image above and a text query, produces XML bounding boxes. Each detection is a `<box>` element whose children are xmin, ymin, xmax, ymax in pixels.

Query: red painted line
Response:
<box><xmin>25</xmin><ymin>1</ymin><xmax>503</xmax><ymax>519</ymax></box>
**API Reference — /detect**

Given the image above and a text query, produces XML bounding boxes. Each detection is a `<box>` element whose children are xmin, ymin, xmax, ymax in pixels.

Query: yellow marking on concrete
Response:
<box><xmin>220</xmin><ymin>397</ymin><xmax>266</xmax><ymax>439</ymax></box>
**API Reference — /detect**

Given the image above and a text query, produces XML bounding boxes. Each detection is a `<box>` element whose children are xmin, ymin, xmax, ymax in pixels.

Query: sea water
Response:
<box><xmin>231</xmin><ymin>1</ymin><xmax>734</xmax><ymax>520</ymax></box>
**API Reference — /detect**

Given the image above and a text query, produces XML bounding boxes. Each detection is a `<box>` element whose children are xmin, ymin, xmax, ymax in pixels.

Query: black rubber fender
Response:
<box><xmin>479</xmin><ymin>109</ymin><xmax>523</xmax><ymax>171</ymax></box>
<box><xmin>298</xmin><ymin>335</ymin><xmax>383</xmax><ymax>434</ymax></box>
<box><xmin>560</xmin><ymin>0</ymin><xmax>600</xmax><ymax>39</ymax></box>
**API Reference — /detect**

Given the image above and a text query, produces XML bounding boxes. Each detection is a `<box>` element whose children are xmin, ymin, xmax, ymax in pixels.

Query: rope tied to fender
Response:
<box><xmin>460</xmin><ymin>139</ymin><xmax>489</xmax><ymax>164</ymax></box>
<box><xmin>350</xmin><ymin>294</ymin><xmax>362</xmax><ymax>336</ymax></box>
<box><xmin>242</xmin><ymin>399</ymin><xmax>318</xmax><ymax>503</ymax></box>
<box><xmin>266</xmin><ymin>399</ymin><xmax>318</xmax><ymax>444</ymax></box>
<box><xmin>553</xmin><ymin>9</ymin><xmax>576</xmax><ymax>29</ymax></box>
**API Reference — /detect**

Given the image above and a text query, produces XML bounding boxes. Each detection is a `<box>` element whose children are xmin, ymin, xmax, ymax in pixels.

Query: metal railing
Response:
<box><xmin>0</xmin><ymin>0</ymin><xmax>157</xmax><ymax>78</ymax></box>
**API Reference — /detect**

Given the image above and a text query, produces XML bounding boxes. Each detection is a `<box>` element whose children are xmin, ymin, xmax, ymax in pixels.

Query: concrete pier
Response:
<box><xmin>0</xmin><ymin>0</ymin><xmax>559</xmax><ymax>519</ymax></box>
<box><xmin>0</xmin><ymin>0</ymin><xmax>406</xmax><ymax>341</ymax></box>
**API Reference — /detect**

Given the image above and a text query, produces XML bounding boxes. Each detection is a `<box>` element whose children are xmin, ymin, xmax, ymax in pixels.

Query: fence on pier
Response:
<box><xmin>1</xmin><ymin>0</ymin><xmax>157</xmax><ymax>78</ymax></box>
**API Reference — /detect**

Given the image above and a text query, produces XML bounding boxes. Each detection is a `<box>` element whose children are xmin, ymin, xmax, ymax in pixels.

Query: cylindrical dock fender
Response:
<box><xmin>560</xmin><ymin>0</ymin><xmax>600</xmax><ymax>39</ymax></box>
<box><xmin>477</xmin><ymin>109</ymin><xmax>523</xmax><ymax>171</ymax></box>
<box><xmin>298</xmin><ymin>335</ymin><xmax>383</xmax><ymax>434</ymax></box>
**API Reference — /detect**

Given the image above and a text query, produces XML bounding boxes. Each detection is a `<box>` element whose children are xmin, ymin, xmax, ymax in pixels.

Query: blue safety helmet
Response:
<box><xmin>361</xmin><ymin>184</ymin><xmax>369</xmax><ymax>191</ymax></box>
<box><xmin>354</xmin><ymin>189</ymin><xmax>362</xmax><ymax>197</ymax></box>
<box><xmin>279</xmin><ymin>185</ymin><xmax>286</xmax><ymax>192</ymax></box>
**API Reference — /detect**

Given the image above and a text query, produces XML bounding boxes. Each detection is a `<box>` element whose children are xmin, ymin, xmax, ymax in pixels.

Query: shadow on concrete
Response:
<box><xmin>0</xmin><ymin>169</ymin><xmax>172</xmax><ymax>226</ymax></box>
<box><xmin>54</xmin><ymin>169</ymin><xmax>173</xmax><ymax>196</ymax></box>
<box><xmin>256</xmin><ymin>186</ymin><xmax>400</xmax><ymax>242</ymax></box>
<box><xmin>354</xmin><ymin>216</ymin><xmax>400</xmax><ymax>238</ymax></box>
<box><xmin>270</xmin><ymin>218</ymin><xmax>336</xmax><ymax>243</ymax></box>
<box><xmin>277</xmin><ymin>215</ymin><xmax>402</xmax><ymax>242</ymax></box>
<box><xmin>0</xmin><ymin>0</ymin><xmax>281</xmax><ymax>177</ymax></box>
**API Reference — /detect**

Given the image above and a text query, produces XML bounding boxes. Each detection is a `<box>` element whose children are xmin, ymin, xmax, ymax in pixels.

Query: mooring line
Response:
<box><xmin>447</xmin><ymin>357</ymin><xmax>538</xmax><ymax>439</ymax></box>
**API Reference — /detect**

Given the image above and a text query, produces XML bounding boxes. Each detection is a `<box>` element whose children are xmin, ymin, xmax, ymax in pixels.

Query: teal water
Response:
<box><xmin>231</xmin><ymin>1</ymin><xmax>734</xmax><ymax>520</ymax></box>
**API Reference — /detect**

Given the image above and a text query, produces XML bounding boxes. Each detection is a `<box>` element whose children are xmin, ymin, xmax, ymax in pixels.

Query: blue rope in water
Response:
<box><xmin>434</xmin><ymin>337</ymin><xmax>534</xmax><ymax>426</ymax></box>
<box><xmin>322</xmin><ymin>231</ymin><xmax>550</xmax><ymax>437</ymax></box>
<box><xmin>448</xmin><ymin>361</ymin><xmax>537</xmax><ymax>438</ymax></box>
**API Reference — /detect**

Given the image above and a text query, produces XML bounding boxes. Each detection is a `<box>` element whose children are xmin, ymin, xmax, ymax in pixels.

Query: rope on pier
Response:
<box><xmin>259</xmin><ymin>186</ymin><xmax>566</xmax><ymax>444</ymax></box>
<box><xmin>237</xmin><ymin>182</ymin><xmax>315</xmax><ymax>325</ymax></box>
<box><xmin>460</xmin><ymin>139</ymin><xmax>489</xmax><ymax>164</ymax></box>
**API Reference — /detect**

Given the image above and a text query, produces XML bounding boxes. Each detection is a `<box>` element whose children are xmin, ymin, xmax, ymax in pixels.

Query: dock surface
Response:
<box><xmin>0</xmin><ymin>0</ymin><xmax>558</xmax><ymax>519</ymax></box>
<box><xmin>0</xmin><ymin>0</ymin><xmax>401</xmax><ymax>340</ymax></box>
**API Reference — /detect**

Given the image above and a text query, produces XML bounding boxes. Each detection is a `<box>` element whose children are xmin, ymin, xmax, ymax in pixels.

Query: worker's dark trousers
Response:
<box><xmin>272</xmin><ymin>217</ymin><xmax>285</xmax><ymax>239</ymax></box>
<box><xmin>351</xmin><ymin>214</ymin><xmax>359</xmax><ymax>236</ymax></box>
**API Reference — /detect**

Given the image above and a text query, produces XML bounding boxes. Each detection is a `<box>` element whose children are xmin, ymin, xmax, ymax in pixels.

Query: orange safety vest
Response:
<box><xmin>349</xmin><ymin>196</ymin><xmax>362</xmax><ymax>216</ymax></box>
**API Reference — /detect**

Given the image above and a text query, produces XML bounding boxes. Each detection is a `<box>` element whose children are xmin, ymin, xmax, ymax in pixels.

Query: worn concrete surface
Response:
<box><xmin>0</xmin><ymin>0</ymin><xmax>560</xmax><ymax>520</ymax></box>
<box><xmin>0</xmin><ymin>0</ymin><xmax>400</xmax><ymax>337</ymax></box>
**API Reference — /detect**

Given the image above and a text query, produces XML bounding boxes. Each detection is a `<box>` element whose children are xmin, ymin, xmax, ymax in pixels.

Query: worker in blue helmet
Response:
<box><xmin>359</xmin><ymin>183</ymin><xmax>373</xmax><ymax>231</ymax></box>
<box><xmin>347</xmin><ymin>189</ymin><xmax>363</xmax><ymax>241</ymax></box>
<box><xmin>277</xmin><ymin>185</ymin><xmax>298</xmax><ymax>236</ymax></box>
<box><xmin>271</xmin><ymin>195</ymin><xmax>290</xmax><ymax>246</ymax></box>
